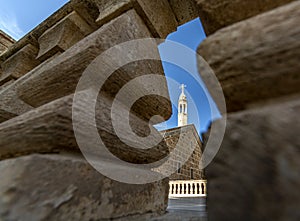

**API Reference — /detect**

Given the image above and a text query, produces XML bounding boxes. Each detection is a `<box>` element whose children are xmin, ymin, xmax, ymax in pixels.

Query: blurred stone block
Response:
<box><xmin>197</xmin><ymin>1</ymin><xmax>300</xmax><ymax>112</ymax></box>
<box><xmin>0</xmin><ymin>154</ymin><xmax>168</xmax><ymax>221</ymax></box>
<box><xmin>0</xmin><ymin>92</ymin><xmax>169</xmax><ymax>164</ymax></box>
<box><xmin>196</xmin><ymin>0</ymin><xmax>295</xmax><ymax>35</ymax></box>
<box><xmin>0</xmin><ymin>44</ymin><xmax>40</xmax><ymax>83</ymax></box>
<box><xmin>37</xmin><ymin>11</ymin><xmax>93</xmax><ymax>61</ymax></box>
<box><xmin>206</xmin><ymin>97</ymin><xmax>300</xmax><ymax>221</ymax></box>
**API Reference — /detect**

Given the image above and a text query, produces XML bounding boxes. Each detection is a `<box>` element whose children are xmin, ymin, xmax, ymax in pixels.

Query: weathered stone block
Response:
<box><xmin>37</xmin><ymin>11</ymin><xmax>93</xmax><ymax>61</ymax></box>
<box><xmin>94</xmin><ymin>0</ymin><xmax>178</xmax><ymax>38</ymax></box>
<box><xmin>196</xmin><ymin>0</ymin><xmax>295</xmax><ymax>35</ymax></box>
<box><xmin>206</xmin><ymin>98</ymin><xmax>300</xmax><ymax>221</ymax></box>
<box><xmin>0</xmin><ymin>44</ymin><xmax>40</xmax><ymax>82</ymax></box>
<box><xmin>0</xmin><ymin>54</ymin><xmax>62</xmax><ymax>123</ymax></box>
<box><xmin>17</xmin><ymin>10</ymin><xmax>172</xmax><ymax>122</ymax></box>
<box><xmin>0</xmin><ymin>30</ymin><xmax>15</xmax><ymax>54</ymax></box>
<box><xmin>197</xmin><ymin>1</ymin><xmax>300</xmax><ymax>112</ymax></box>
<box><xmin>0</xmin><ymin>92</ymin><xmax>169</xmax><ymax>164</ymax></box>
<box><xmin>168</xmin><ymin>0</ymin><xmax>199</xmax><ymax>25</ymax></box>
<box><xmin>134</xmin><ymin>0</ymin><xmax>178</xmax><ymax>38</ymax></box>
<box><xmin>0</xmin><ymin>154</ymin><xmax>169</xmax><ymax>221</ymax></box>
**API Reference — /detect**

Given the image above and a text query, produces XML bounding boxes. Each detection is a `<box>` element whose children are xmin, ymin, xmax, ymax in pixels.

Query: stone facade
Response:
<box><xmin>161</xmin><ymin>125</ymin><xmax>205</xmax><ymax>180</ymax></box>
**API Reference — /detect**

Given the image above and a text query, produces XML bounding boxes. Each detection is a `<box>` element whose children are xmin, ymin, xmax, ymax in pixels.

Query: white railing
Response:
<box><xmin>169</xmin><ymin>180</ymin><xmax>207</xmax><ymax>198</ymax></box>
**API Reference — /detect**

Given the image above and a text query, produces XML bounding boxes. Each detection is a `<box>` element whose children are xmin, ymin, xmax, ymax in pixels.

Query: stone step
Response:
<box><xmin>206</xmin><ymin>97</ymin><xmax>300</xmax><ymax>221</ymax></box>
<box><xmin>0</xmin><ymin>92</ymin><xmax>169</xmax><ymax>164</ymax></box>
<box><xmin>16</xmin><ymin>10</ymin><xmax>171</xmax><ymax>123</ymax></box>
<box><xmin>197</xmin><ymin>1</ymin><xmax>300</xmax><ymax>112</ymax></box>
<box><xmin>0</xmin><ymin>153</ymin><xmax>168</xmax><ymax>221</ymax></box>
<box><xmin>196</xmin><ymin>0</ymin><xmax>295</xmax><ymax>35</ymax></box>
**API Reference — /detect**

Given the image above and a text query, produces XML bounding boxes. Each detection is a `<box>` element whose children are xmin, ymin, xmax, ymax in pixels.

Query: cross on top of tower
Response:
<box><xmin>180</xmin><ymin>84</ymin><xmax>186</xmax><ymax>94</ymax></box>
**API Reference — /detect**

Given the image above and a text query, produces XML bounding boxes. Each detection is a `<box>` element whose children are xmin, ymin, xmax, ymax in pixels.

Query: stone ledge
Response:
<box><xmin>37</xmin><ymin>11</ymin><xmax>93</xmax><ymax>61</ymax></box>
<box><xmin>0</xmin><ymin>92</ymin><xmax>169</xmax><ymax>164</ymax></box>
<box><xmin>0</xmin><ymin>44</ymin><xmax>40</xmax><ymax>85</ymax></box>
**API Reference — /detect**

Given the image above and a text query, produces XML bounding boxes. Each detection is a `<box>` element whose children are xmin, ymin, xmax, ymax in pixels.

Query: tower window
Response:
<box><xmin>177</xmin><ymin>162</ymin><xmax>181</xmax><ymax>174</ymax></box>
<box><xmin>190</xmin><ymin>169</ymin><xmax>194</xmax><ymax>179</ymax></box>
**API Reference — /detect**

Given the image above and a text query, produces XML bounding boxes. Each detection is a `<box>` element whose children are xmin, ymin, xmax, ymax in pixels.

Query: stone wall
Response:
<box><xmin>161</xmin><ymin>125</ymin><xmax>205</xmax><ymax>180</ymax></box>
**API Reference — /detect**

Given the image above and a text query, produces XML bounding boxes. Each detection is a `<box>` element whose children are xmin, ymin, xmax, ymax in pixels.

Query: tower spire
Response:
<box><xmin>180</xmin><ymin>84</ymin><xmax>186</xmax><ymax>95</ymax></box>
<box><xmin>178</xmin><ymin>84</ymin><xmax>188</xmax><ymax>127</ymax></box>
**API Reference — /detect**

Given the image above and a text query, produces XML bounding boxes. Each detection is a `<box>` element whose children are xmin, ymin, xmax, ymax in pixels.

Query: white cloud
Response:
<box><xmin>0</xmin><ymin>8</ymin><xmax>25</xmax><ymax>40</ymax></box>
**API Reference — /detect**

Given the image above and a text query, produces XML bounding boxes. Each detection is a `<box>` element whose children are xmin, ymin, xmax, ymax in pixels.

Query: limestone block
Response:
<box><xmin>168</xmin><ymin>0</ymin><xmax>199</xmax><ymax>25</ymax></box>
<box><xmin>0</xmin><ymin>92</ymin><xmax>169</xmax><ymax>164</ymax></box>
<box><xmin>0</xmin><ymin>79</ymin><xmax>14</xmax><ymax>93</ymax></box>
<box><xmin>206</xmin><ymin>98</ymin><xmax>300</xmax><ymax>221</ymax></box>
<box><xmin>134</xmin><ymin>0</ymin><xmax>178</xmax><ymax>38</ymax></box>
<box><xmin>94</xmin><ymin>0</ymin><xmax>178</xmax><ymax>38</ymax></box>
<box><xmin>0</xmin><ymin>54</ymin><xmax>62</xmax><ymax>123</ymax></box>
<box><xmin>37</xmin><ymin>11</ymin><xmax>93</xmax><ymax>61</ymax></box>
<box><xmin>0</xmin><ymin>154</ymin><xmax>169</xmax><ymax>221</ymax></box>
<box><xmin>0</xmin><ymin>44</ymin><xmax>40</xmax><ymax>81</ymax></box>
<box><xmin>196</xmin><ymin>0</ymin><xmax>295</xmax><ymax>35</ymax></box>
<box><xmin>197</xmin><ymin>1</ymin><xmax>300</xmax><ymax>112</ymax></box>
<box><xmin>17</xmin><ymin>10</ymin><xmax>172</xmax><ymax>122</ymax></box>
<box><xmin>0</xmin><ymin>109</ymin><xmax>17</xmax><ymax>124</ymax></box>
<box><xmin>94</xmin><ymin>0</ymin><xmax>132</xmax><ymax>26</ymax></box>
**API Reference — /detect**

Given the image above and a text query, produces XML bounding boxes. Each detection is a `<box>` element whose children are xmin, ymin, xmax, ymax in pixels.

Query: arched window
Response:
<box><xmin>180</xmin><ymin>104</ymin><xmax>182</xmax><ymax>113</ymax></box>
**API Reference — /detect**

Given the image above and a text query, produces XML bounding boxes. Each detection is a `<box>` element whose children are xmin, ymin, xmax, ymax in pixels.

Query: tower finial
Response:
<box><xmin>180</xmin><ymin>84</ymin><xmax>186</xmax><ymax>94</ymax></box>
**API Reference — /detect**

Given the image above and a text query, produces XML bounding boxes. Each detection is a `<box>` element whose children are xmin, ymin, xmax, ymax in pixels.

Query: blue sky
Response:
<box><xmin>0</xmin><ymin>0</ymin><xmax>69</xmax><ymax>39</ymax></box>
<box><xmin>0</xmin><ymin>1</ymin><xmax>220</xmax><ymax>134</ymax></box>
<box><xmin>156</xmin><ymin>19</ymin><xmax>221</xmax><ymax>134</ymax></box>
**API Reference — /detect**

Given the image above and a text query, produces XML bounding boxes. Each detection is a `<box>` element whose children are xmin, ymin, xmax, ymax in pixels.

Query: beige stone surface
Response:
<box><xmin>168</xmin><ymin>0</ymin><xmax>199</xmax><ymax>25</ymax></box>
<box><xmin>134</xmin><ymin>0</ymin><xmax>178</xmax><ymax>38</ymax></box>
<box><xmin>0</xmin><ymin>30</ymin><xmax>15</xmax><ymax>54</ymax></box>
<box><xmin>197</xmin><ymin>1</ymin><xmax>300</xmax><ymax>112</ymax></box>
<box><xmin>37</xmin><ymin>11</ymin><xmax>93</xmax><ymax>61</ymax></box>
<box><xmin>196</xmin><ymin>0</ymin><xmax>295</xmax><ymax>35</ymax></box>
<box><xmin>0</xmin><ymin>53</ymin><xmax>65</xmax><ymax>124</ymax></box>
<box><xmin>94</xmin><ymin>0</ymin><xmax>132</xmax><ymax>26</ymax></box>
<box><xmin>0</xmin><ymin>92</ymin><xmax>169</xmax><ymax>164</ymax></box>
<box><xmin>0</xmin><ymin>154</ymin><xmax>169</xmax><ymax>221</ymax></box>
<box><xmin>0</xmin><ymin>44</ymin><xmax>40</xmax><ymax>82</ymax></box>
<box><xmin>17</xmin><ymin>10</ymin><xmax>172</xmax><ymax>122</ymax></box>
<box><xmin>0</xmin><ymin>109</ymin><xmax>17</xmax><ymax>123</ymax></box>
<box><xmin>206</xmin><ymin>98</ymin><xmax>300</xmax><ymax>221</ymax></box>
<box><xmin>94</xmin><ymin>0</ymin><xmax>178</xmax><ymax>38</ymax></box>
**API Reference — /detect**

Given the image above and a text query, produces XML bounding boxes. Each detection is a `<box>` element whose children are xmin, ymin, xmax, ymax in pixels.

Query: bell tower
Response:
<box><xmin>178</xmin><ymin>84</ymin><xmax>188</xmax><ymax>127</ymax></box>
